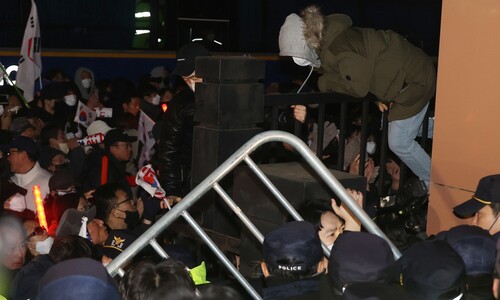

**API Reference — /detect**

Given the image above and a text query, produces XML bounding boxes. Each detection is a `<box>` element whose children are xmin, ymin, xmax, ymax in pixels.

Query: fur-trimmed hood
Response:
<box><xmin>300</xmin><ymin>5</ymin><xmax>324</xmax><ymax>52</ymax></box>
<box><xmin>301</xmin><ymin>5</ymin><xmax>352</xmax><ymax>51</ymax></box>
<box><xmin>279</xmin><ymin>5</ymin><xmax>352</xmax><ymax>67</ymax></box>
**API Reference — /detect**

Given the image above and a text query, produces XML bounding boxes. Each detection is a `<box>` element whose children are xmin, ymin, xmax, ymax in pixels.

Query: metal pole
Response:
<box><xmin>0</xmin><ymin>62</ymin><xmax>31</xmax><ymax>109</ymax></box>
<box><xmin>213</xmin><ymin>183</ymin><xmax>265</xmax><ymax>244</ymax></box>
<box><xmin>244</xmin><ymin>156</ymin><xmax>303</xmax><ymax>222</ymax></box>
<box><xmin>180</xmin><ymin>211</ymin><xmax>262</xmax><ymax>300</ymax></box>
<box><xmin>149</xmin><ymin>238</ymin><xmax>169</xmax><ymax>259</ymax></box>
<box><xmin>107</xmin><ymin>130</ymin><xmax>401</xmax><ymax>280</ymax></box>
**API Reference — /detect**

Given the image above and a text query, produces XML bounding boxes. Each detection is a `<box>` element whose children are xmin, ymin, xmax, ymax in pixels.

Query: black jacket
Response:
<box><xmin>10</xmin><ymin>254</ymin><xmax>54</xmax><ymax>300</ymax></box>
<box><xmin>156</xmin><ymin>88</ymin><xmax>195</xmax><ymax>196</ymax></box>
<box><xmin>84</xmin><ymin>149</ymin><xmax>132</xmax><ymax>195</ymax></box>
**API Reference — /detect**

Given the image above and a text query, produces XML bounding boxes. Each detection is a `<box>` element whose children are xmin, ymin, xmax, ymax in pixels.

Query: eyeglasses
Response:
<box><xmin>27</xmin><ymin>226</ymin><xmax>46</xmax><ymax>239</ymax></box>
<box><xmin>114</xmin><ymin>198</ymin><xmax>135</xmax><ymax>208</ymax></box>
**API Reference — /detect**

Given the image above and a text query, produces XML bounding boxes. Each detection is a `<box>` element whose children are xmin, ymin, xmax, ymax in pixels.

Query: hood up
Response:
<box><xmin>74</xmin><ymin>67</ymin><xmax>95</xmax><ymax>100</ymax></box>
<box><xmin>278</xmin><ymin>13</ymin><xmax>322</xmax><ymax>68</ymax></box>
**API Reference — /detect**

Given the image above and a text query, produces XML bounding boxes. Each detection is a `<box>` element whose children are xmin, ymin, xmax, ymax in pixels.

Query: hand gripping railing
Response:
<box><xmin>106</xmin><ymin>130</ymin><xmax>401</xmax><ymax>300</ymax></box>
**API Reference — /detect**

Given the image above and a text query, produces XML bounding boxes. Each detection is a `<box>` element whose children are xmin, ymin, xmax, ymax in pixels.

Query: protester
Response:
<box><xmin>0</xmin><ymin>215</ymin><xmax>28</xmax><ymax>297</ymax></box>
<box><xmin>5</xmin><ymin>135</ymin><xmax>51</xmax><ymax>212</ymax></box>
<box><xmin>119</xmin><ymin>258</ymin><xmax>196</xmax><ymax>300</ymax></box>
<box><xmin>279</xmin><ymin>5</ymin><xmax>436</xmax><ymax>190</ymax></box>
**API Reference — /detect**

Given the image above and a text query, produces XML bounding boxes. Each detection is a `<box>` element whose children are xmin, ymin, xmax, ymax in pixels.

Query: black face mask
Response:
<box><xmin>123</xmin><ymin>210</ymin><xmax>140</xmax><ymax>228</ymax></box>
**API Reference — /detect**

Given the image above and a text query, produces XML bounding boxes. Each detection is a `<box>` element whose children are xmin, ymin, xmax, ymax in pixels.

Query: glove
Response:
<box><xmin>310</xmin><ymin>121</ymin><xmax>338</xmax><ymax>153</ymax></box>
<box><xmin>140</xmin><ymin>191</ymin><xmax>161</xmax><ymax>222</ymax></box>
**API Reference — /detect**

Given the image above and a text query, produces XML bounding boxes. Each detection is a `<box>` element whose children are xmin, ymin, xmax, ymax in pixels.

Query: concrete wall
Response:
<box><xmin>427</xmin><ymin>0</ymin><xmax>500</xmax><ymax>234</ymax></box>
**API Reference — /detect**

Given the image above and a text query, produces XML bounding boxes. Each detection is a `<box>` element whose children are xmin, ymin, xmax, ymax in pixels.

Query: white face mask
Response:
<box><xmin>151</xmin><ymin>94</ymin><xmax>160</xmax><ymax>105</ymax></box>
<box><xmin>64</xmin><ymin>94</ymin><xmax>77</xmax><ymax>106</ymax></box>
<box><xmin>293</xmin><ymin>57</ymin><xmax>313</xmax><ymax>67</ymax></box>
<box><xmin>81</xmin><ymin>78</ymin><xmax>92</xmax><ymax>89</ymax></box>
<box><xmin>35</xmin><ymin>236</ymin><xmax>54</xmax><ymax>254</ymax></box>
<box><xmin>59</xmin><ymin>142</ymin><xmax>70</xmax><ymax>154</ymax></box>
<box><xmin>366</xmin><ymin>141</ymin><xmax>377</xmax><ymax>155</ymax></box>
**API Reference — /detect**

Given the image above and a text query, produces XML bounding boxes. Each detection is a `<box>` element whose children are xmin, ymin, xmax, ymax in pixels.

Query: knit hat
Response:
<box><xmin>263</xmin><ymin>221</ymin><xmax>323</xmax><ymax>273</ymax></box>
<box><xmin>329</xmin><ymin>231</ymin><xmax>395</xmax><ymax>290</ymax></box>
<box><xmin>38</xmin><ymin>258</ymin><xmax>120</xmax><ymax>300</ymax></box>
<box><xmin>454</xmin><ymin>174</ymin><xmax>500</xmax><ymax>217</ymax></box>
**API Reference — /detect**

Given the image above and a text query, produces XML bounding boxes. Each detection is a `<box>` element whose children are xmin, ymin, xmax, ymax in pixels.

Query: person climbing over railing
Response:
<box><xmin>278</xmin><ymin>5</ymin><xmax>436</xmax><ymax>191</ymax></box>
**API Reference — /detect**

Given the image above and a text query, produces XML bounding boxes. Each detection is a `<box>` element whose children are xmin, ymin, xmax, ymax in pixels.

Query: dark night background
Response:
<box><xmin>0</xmin><ymin>0</ymin><xmax>442</xmax><ymax>56</ymax></box>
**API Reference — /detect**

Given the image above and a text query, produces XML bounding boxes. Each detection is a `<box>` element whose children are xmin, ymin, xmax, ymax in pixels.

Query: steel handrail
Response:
<box><xmin>106</xmin><ymin>130</ymin><xmax>401</xmax><ymax>299</ymax></box>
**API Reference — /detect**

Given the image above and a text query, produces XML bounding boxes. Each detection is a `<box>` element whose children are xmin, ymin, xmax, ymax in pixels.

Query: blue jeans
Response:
<box><xmin>388</xmin><ymin>103</ymin><xmax>430</xmax><ymax>189</ymax></box>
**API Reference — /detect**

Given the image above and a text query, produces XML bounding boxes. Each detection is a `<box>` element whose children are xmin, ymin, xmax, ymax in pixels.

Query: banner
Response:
<box><xmin>138</xmin><ymin>110</ymin><xmax>156</xmax><ymax>169</ymax></box>
<box><xmin>74</xmin><ymin>101</ymin><xmax>96</xmax><ymax>128</ymax></box>
<box><xmin>77</xmin><ymin>133</ymin><xmax>104</xmax><ymax>146</ymax></box>
<box><xmin>16</xmin><ymin>0</ymin><xmax>42</xmax><ymax>103</ymax></box>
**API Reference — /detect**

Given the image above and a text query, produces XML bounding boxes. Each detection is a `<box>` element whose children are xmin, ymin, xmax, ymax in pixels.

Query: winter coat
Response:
<box><xmin>10</xmin><ymin>254</ymin><xmax>54</xmax><ymax>300</ymax></box>
<box><xmin>156</xmin><ymin>88</ymin><xmax>195</xmax><ymax>196</ymax></box>
<box><xmin>281</xmin><ymin>7</ymin><xmax>436</xmax><ymax>121</ymax></box>
<box><xmin>84</xmin><ymin>151</ymin><xmax>133</xmax><ymax>196</ymax></box>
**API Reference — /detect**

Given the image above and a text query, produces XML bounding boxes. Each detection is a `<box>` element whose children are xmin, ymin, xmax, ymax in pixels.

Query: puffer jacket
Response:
<box><xmin>156</xmin><ymin>88</ymin><xmax>195</xmax><ymax>196</ymax></box>
<box><xmin>282</xmin><ymin>6</ymin><xmax>436</xmax><ymax>122</ymax></box>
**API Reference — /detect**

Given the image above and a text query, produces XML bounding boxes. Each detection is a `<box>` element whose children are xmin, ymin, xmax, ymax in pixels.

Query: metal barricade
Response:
<box><xmin>106</xmin><ymin>130</ymin><xmax>401</xmax><ymax>300</ymax></box>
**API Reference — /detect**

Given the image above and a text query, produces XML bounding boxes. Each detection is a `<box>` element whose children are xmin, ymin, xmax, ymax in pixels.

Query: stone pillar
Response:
<box><xmin>191</xmin><ymin>56</ymin><xmax>265</xmax><ymax>235</ymax></box>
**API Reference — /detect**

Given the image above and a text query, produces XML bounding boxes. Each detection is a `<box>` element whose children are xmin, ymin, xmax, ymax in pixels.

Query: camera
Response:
<box><xmin>377</xmin><ymin>177</ymin><xmax>429</xmax><ymax>235</ymax></box>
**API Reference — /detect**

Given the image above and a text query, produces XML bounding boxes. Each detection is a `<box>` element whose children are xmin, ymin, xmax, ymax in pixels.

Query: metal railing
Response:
<box><xmin>264</xmin><ymin>92</ymin><xmax>433</xmax><ymax>196</ymax></box>
<box><xmin>106</xmin><ymin>130</ymin><xmax>401</xmax><ymax>300</ymax></box>
<box><xmin>265</xmin><ymin>92</ymin><xmax>375</xmax><ymax>176</ymax></box>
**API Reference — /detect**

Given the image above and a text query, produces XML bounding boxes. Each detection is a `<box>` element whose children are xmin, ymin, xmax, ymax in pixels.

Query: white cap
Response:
<box><xmin>87</xmin><ymin>120</ymin><xmax>112</xmax><ymax>137</ymax></box>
